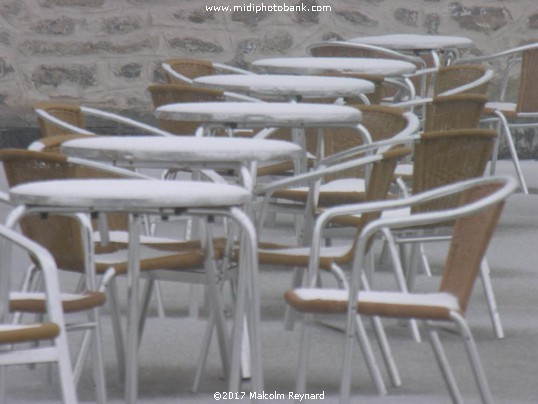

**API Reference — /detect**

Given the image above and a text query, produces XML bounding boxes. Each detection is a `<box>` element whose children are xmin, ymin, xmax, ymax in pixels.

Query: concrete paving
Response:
<box><xmin>1</xmin><ymin>160</ymin><xmax>537</xmax><ymax>403</ymax></box>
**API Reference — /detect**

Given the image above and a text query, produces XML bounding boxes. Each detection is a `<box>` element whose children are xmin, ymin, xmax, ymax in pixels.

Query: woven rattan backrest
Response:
<box><xmin>323</xmin><ymin>105</ymin><xmax>408</xmax><ymax>182</ymax></box>
<box><xmin>0</xmin><ymin>150</ymin><xmax>128</xmax><ymax>272</ymax></box>
<box><xmin>424</xmin><ymin>94</ymin><xmax>488</xmax><ymax>132</ymax></box>
<box><xmin>433</xmin><ymin>65</ymin><xmax>490</xmax><ymax>96</ymax></box>
<box><xmin>440</xmin><ymin>182</ymin><xmax>506</xmax><ymax>313</ymax></box>
<box><xmin>34</xmin><ymin>101</ymin><xmax>86</xmax><ymax>138</ymax></box>
<box><xmin>351</xmin><ymin>145</ymin><xmax>412</xmax><ymax>255</ymax></box>
<box><xmin>411</xmin><ymin>128</ymin><xmax>497</xmax><ymax>214</ymax></box>
<box><xmin>163</xmin><ymin>58</ymin><xmax>215</xmax><ymax>84</ymax></box>
<box><xmin>516</xmin><ymin>48</ymin><xmax>538</xmax><ymax>113</ymax></box>
<box><xmin>147</xmin><ymin>83</ymin><xmax>227</xmax><ymax>134</ymax></box>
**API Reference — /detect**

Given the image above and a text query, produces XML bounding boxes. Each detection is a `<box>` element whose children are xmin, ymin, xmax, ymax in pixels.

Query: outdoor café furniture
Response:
<box><xmin>162</xmin><ymin>57</ymin><xmax>254</xmax><ymax>85</ymax></box>
<box><xmin>60</xmin><ymin>136</ymin><xmax>304</xmax><ymax>192</ymax></box>
<box><xmin>154</xmin><ymin>102</ymin><xmax>364</xmax><ymax>174</ymax></box>
<box><xmin>0</xmin><ymin>225</ymin><xmax>78</xmax><ymax>403</ymax></box>
<box><xmin>454</xmin><ymin>42</ymin><xmax>538</xmax><ymax>194</ymax></box>
<box><xmin>251</xmin><ymin>57</ymin><xmax>417</xmax><ymax>100</ymax></box>
<box><xmin>34</xmin><ymin>101</ymin><xmax>173</xmax><ymax>138</ymax></box>
<box><xmin>347</xmin><ymin>34</ymin><xmax>474</xmax><ymax>66</ymax></box>
<box><xmin>8</xmin><ymin>178</ymin><xmax>259</xmax><ymax>404</ymax></box>
<box><xmin>284</xmin><ymin>176</ymin><xmax>515</xmax><ymax>403</ymax></box>
<box><xmin>193</xmin><ymin>74</ymin><xmax>375</xmax><ymax>102</ymax></box>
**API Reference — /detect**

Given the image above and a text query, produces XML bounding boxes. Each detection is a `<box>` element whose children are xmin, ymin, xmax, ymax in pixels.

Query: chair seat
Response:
<box><xmin>483</xmin><ymin>101</ymin><xmax>517</xmax><ymax>118</ymax></box>
<box><xmin>285</xmin><ymin>288</ymin><xmax>459</xmax><ymax>320</ymax></box>
<box><xmin>394</xmin><ymin>163</ymin><xmax>413</xmax><ymax>179</ymax></box>
<box><xmin>0</xmin><ymin>323</ymin><xmax>60</xmax><ymax>344</ymax></box>
<box><xmin>258</xmin><ymin>242</ymin><xmax>352</xmax><ymax>270</ymax></box>
<box><xmin>328</xmin><ymin>207</ymin><xmax>411</xmax><ymax>227</ymax></box>
<box><xmin>10</xmin><ymin>291</ymin><xmax>106</xmax><ymax>313</ymax></box>
<box><xmin>273</xmin><ymin>178</ymin><xmax>367</xmax><ymax>205</ymax></box>
<box><xmin>94</xmin><ymin>242</ymin><xmax>227</xmax><ymax>275</ymax></box>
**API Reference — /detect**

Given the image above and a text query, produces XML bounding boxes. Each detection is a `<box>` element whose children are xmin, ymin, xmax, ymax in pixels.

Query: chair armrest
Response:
<box><xmin>34</xmin><ymin>109</ymin><xmax>95</xmax><ymax>136</ymax></box>
<box><xmin>162</xmin><ymin>63</ymin><xmax>193</xmax><ymax>84</ymax></box>
<box><xmin>80</xmin><ymin>107</ymin><xmax>174</xmax><ymax>137</ymax></box>
<box><xmin>213</xmin><ymin>62</ymin><xmax>256</xmax><ymax>75</ymax></box>
<box><xmin>28</xmin><ymin>134</ymin><xmax>89</xmax><ymax>152</ymax></box>
<box><xmin>223</xmin><ymin>91</ymin><xmax>264</xmax><ymax>103</ymax></box>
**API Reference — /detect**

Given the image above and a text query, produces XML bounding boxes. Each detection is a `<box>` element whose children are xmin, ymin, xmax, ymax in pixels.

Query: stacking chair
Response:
<box><xmin>0</xmin><ymin>150</ymin><xmax>234</xmax><ymax>385</ymax></box>
<box><xmin>285</xmin><ymin>175</ymin><xmax>516</xmax><ymax>403</ymax></box>
<box><xmin>454</xmin><ymin>43</ymin><xmax>538</xmax><ymax>194</ymax></box>
<box><xmin>254</xmin><ymin>144</ymin><xmax>413</xmax><ymax>394</ymax></box>
<box><xmin>266</xmin><ymin>105</ymin><xmax>419</xmax><ymax>209</ymax></box>
<box><xmin>34</xmin><ymin>101</ymin><xmax>172</xmax><ymax>138</ymax></box>
<box><xmin>0</xmin><ymin>224</ymin><xmax>78</xmax><ymax>403</ymax></box>
<box><xmin>162</xmin><ymin>57</ymin><xmax>254</xmax><ymax>85</ymax></box>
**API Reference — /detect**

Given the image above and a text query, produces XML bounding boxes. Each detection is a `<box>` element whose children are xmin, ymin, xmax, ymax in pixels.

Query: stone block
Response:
<box><xmin>335</xmin><ymin>10</ymin><xmax>378</xmax><ymax>27</ymax></box>
<box><xmin>0</xmin><ymin>1</ymin><xmax>21</xmax><ymax>19</ymax></box>
<box><xmin>187</xmin><ymin>9</ymin><xmax>216</xmax><ymax>24</ymax></box>
<box><xmin>232</xmin><ymin>10</ymin><xmax>270</xmax><ymax>28</ymax></box>
<box><xmin>115</xmin><ymin>63</ymin><xmax>143</xmax><ymax>80</ymax></box>
<box><xmin>102</xmin><ymin>16</ymin><xmax>143</xmax><ymax>35</ymax></box>
<box><xmin>529</xmin><ymin>14</ymin><xmax>538</xmax><ymax>30</ymax></box>
<box><xmin>168</xmin><ymin>37</ymin><xmax>223</xmax><ymax>53</ymax></box>
<box><xmin>450</xmin><ymin>2</ymin><xmax>512</xmax><ymax>33</ymax></box>
<box><xmin>424</xmin><ymin>13</ymin><xmax>440</xmax><ymax>34</ymax></box>
<box><xmin>293</xmin><ymin>0</ymin><xmax>320</xmax><ymax>26</ymax></box>
<box><xmin>31</xmin><ymin>16</ymin><xmax>75</xmax><ymax>36</ymax></box>
<box><xmin>32</xmin><ymin>64</ymin><xmax>96</xmax><ymax>88</ymax></box>
<box><xmin>41</xmin><ymin>0</ymin><xmax>105</xmax><ymax>7</ymax></box>
<box><xmin>394</xmin><ymin>8</ymin><xmax>418</xmax><ymax>27</ymax></box>
<box><xmin>20</xmin><ymin>38</ymin><xmax>156</xmax><ymax>56</ymax></box>
<box><xmin>0</xmin><ymin>57</ymin><xmax>14</xmax><ymax>79</ymax></box>
<box><xmin>261</xmin><ymin>32</ymin><xmax>293</xmax><ymax>54</ymax></box>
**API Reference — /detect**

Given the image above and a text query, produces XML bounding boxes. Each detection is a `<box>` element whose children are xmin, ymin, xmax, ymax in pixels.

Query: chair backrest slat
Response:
<box><xmin>516</xmin><ymin>48</ymin><xmax>538</xmax><ymax>113</ymax></box>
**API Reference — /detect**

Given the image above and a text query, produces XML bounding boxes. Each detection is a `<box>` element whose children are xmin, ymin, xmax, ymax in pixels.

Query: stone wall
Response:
<box><xmin>1</xmin><ymin>0</ymin><xmax>537</xmax><ymax>150</ymax></box>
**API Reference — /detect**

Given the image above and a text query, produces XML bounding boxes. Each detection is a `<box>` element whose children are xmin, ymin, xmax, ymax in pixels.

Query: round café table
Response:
<box><xmin>8</xmin><ymin>178</ymin><xmax>258</xmax><ymax>403</ymax></box>
<box><xmin>193</xmin><ymin>73</ymin><xmax>375</xmax><ymax>102</ymax></box>
<box><xmin>251</xmin><ymin>56</ymin><xmax>416</xmax><ymax>76</ymax></box>
<box><xmin>154</xmin><ymin>102</ymin><xmax>365</xmax><ymax>172</ymax></box>
<box><xmin>347</xmin><ymin>34</ymin><xmax>474</xmax><ymax>66</ymax></box>
<box><xmin>61</xmin><ymin>136</ymin><xmax>304</xmax><ymax>191</ymax></box>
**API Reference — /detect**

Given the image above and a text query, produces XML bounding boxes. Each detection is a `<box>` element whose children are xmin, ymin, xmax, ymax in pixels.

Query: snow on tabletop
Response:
<box><xmin>155</xmin><ymin>102</ymin><xmax>362</xmax><ymax>125</ymax></box>
<box><xmin>252</xmin><ymin>57</ymin><xmax>416</xmax><ymax>75</ymax></box>
<box><xmin>194</xmin><ymin>74</ymin><xmax>375</xmax><ymax>96</ymax></box>
<box><xmin>10</xmin><ymin>179</ymin><xmax>251</xmax><ymax>209</ymax></box>
<box><xmin>348</xmin><ymin>34</ymin><xmax>473</xmax><ymax>49</ymax></box>
<box><xmin>62</xmin><ymin>136</ymin><xmax>303</xmax><ymax>162</ymax></box>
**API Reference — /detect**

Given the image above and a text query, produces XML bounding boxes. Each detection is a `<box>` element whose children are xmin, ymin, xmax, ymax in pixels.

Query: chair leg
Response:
<box><xmin>361</xmin><ymin>273</ymin><xmax>401</xmax><ymax>388</ymax></box>
<box><xmin>107</xmin><ymin>276</ymin><xmax>126</xmax><ymax>383</ymax></box>
<box><xmin>451</xmin><ymin>313</ymin><xmax>494</xmax><ymax>404</ymax></box>
<box><xmin>495</xmin><ymin>110</ymin><xmax>528</xmax><ymax>194</ymax></box>
<box><xmin>192</xmin><ymin>310</ymin><xmax>215</xmax><ymax>393</ymax></box>
<box><xmin>479</xmin><ymin>259</ymin><xmax>504</xmax><ymax>339</ymax></box>
<box><xmin>353</xmin><ymin>314</ymin><xmax>387</xmax><ymax>396</ymax></box>
<box><xmin>284</xmin><ymin>267</ymin><xmax>305</xmax><ymax>331</ymax></box>
<box><xmin>138</xmin><ymin>278</ymin><xmax>155</xmax><ymax>345</ymax></box>
<box><xmin>90</xmin><ymin>308</ymin><xmax>107</xmax><ymax>404</ymax></box>
<box><xmin>381</xmin><ymin>229</ymin><xmax>421</xmax><ymax>342</ymax></box>
<box><xmin>56</xmin><ymin>333</ymin><xmax>79</xmax><ymax>404</ymax></box>
<box><xmin>426</xmin><ymin>322</ymin><xmax>463</xmax><ymax>404</ymax></box>
<box><xmin>295</xmin><ymin>314</ymin><xmax>313</xmax><ymax>396</ymax></box>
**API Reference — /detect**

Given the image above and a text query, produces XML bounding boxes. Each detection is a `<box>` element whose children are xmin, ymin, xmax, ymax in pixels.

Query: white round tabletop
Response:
<box><xmin>10</xmin><ymin>179</ymin><xmax>251</xmax><ymax>211</ymax></box>
<box><xmin>61</xmin><ymin>136</ymin><xmax>303</xmax><ymax>165</ymax></box>
<box><xmin>251</xmin><ymin>57</ymin><xmax>416</xmax><ymax>76</ymax></box>
<box><xmin>347</xmin><ymin>34</ymin><xmax>473</xmax><ymax>51</ymax></box>
<box><xmin>193</xmin><ymin>74</ymin><xmax>375</xmax><ymax>99</ymax></box>
<box><xmin>155</xmin><ymin>102</ymin><xmax>362</xmax><ymax>128</ymax></box>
